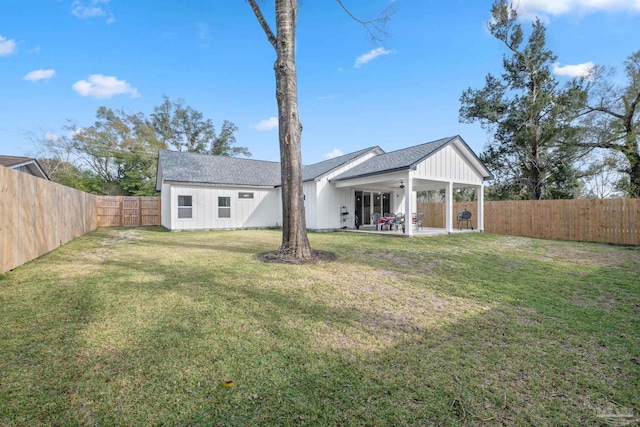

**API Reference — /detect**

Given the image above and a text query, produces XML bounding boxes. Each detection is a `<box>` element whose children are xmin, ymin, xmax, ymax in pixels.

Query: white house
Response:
<box><xmin>155</xmin><ymin>135</ymin><xmax>492</xmax><ymax>236</ymax></box>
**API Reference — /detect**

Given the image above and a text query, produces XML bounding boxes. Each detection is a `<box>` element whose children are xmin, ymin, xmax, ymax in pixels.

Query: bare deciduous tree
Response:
<box><xmin>576</xmin><ymin>50</ymin><xmax>640</xmax><ymax>197</ymax></box>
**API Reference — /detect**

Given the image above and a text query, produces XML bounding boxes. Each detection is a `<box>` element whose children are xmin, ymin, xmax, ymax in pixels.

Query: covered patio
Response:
<box><xmin>330</xmin><ymin>136</ymin><xmax>492</xmax><ymax>237</ymax></box>
<box><xmin>338</xmin><ymin>226</ymin><xmax>478</xmax><ymax>237</ymax></box>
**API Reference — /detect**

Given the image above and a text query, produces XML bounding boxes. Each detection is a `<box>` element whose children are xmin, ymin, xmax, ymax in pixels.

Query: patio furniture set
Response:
<box><xmin>370</xmin><ymin>212</ymin><xmax>424</xmax><ymax>233</ymax></box>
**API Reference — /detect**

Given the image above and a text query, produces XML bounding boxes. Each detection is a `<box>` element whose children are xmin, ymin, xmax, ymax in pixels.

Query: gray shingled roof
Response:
<box><xmin>157</xmin><ymin>136</ymin><xmax>487</xmax><ymax>188</ymax></box>
<box><xmin>332</xmin><ymin>136</ymin><xmax>458</xmax><ymax>181</ymax></box>
<box><xmin>159</xmin><ymin>150</ymin><xmax>282</xmax><ymax>186</ymax></box>
<box><xmin>0</xmin><ymin>155</ymin><xmax>35</xmax><ymax>167</ymax></box>
<box><xmin>302</xmin><ymin>146</ymin><xmax>380</xmax><ymax>182</ymax></box>
<box><xmin>158</xmin><ymin>146</ymin><xmax>381</xmax><ymax>187</ymax></box>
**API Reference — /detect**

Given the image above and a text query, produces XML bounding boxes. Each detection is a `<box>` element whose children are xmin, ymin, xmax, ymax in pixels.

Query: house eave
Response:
<box><xmin>330</xmin><ymin>165</ymin><xmax>413</xmax><ymax>183</ymax></box>
<box><xmin>164</xmin><ymin>179</ymin><xmax>277</xmax><ymax>189</ymax></box>
<box><xmin>9</xmin><ymin>159</ymin><xmax>50</xmax><ymax>180</ymax></box>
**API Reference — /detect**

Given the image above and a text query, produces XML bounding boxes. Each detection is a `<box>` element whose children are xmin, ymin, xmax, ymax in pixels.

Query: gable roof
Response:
<box><xmin>157</xmin><ymin>146</ymin><xmax>382</xmax><ymax>188</ymax></box>
<box><xmin>302</xmin><ymin>146</ymin><xmax>381</xmax><ymax>182</ymax></box>
<box><xmin>157</xmin><ymin>136</ymin><xmax>491</xmax><ymax>189</ymax></box>
<box><xmin>158</xmin><ymin>150</ymin><xmax>281</xmax><ymax>187</ymax></box>
<box><xmin>331</xmin><ymin>136</ymin><xmax>457</xmax><ymax>181</ymax></box>
<box><xmin>0</xmin><ymin>155</ymin><xmax>49</xmax><ymax>179</ymax></box>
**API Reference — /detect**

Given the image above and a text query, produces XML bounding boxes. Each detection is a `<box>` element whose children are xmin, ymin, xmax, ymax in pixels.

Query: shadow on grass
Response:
<box><xmin>1</xmin><ymin>231</ymin><xmax>638</xmax><ymax>425</ymax></box>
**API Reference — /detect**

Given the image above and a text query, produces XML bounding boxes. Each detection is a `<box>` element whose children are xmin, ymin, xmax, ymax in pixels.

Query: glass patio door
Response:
<box><xmin>355</xmin><ymin>191</ymin><xmax>391</xmax><ymax>225</ymax></box>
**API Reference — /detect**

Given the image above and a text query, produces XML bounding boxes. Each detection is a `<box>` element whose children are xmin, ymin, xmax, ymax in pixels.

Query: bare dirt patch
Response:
<box><xmin>103</xmin><ymin>230</ymin><xmax>142</xmax><ymax>245</ymax></box>
<box><xmin>257</xmin><ymin>249</ymin><xmax>337</xmax><ymax>264</ymax></box>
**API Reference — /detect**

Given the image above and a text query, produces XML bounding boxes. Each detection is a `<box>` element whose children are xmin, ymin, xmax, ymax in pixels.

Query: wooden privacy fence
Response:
<box><xmin>418</xmin><ymin>198</ymin><xmax>640</xmax><ymax>245</ymax></box>
<box><xmin>97</xmin><ymin>196</ymin><xmax>161</xmax><ymax>227</ymax></box>
<box><xmin>1</xmin><ymin>166</ymin><xmax>98</xmax><ymax>273</ymax></box>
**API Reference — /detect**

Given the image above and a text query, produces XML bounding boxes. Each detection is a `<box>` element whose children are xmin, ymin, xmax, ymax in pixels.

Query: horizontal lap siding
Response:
<box><xmin>417</xmin><ymin>199</ymin><xmax>640</xmax><ymax>245</ymax></box>
<box><xmin>1</xmin><ymin>166</ymin><xmax>97</xmax><ymax>273</ymax></box>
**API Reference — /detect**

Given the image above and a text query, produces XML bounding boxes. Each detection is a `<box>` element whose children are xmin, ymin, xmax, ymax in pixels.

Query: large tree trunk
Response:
<box><xmin>274</xmin><ymin>0</ymin><xmax>312</xmax><ymax>258</ymax></box>
<box><xmin>628</xmin><ymin>156</ymin><xmax>640</xmax><ymax>198</ymax></box>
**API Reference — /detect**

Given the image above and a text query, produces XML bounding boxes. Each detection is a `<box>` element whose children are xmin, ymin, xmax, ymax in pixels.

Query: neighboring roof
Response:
<box><xmin>0</xmin><ymin>155</ymin><xmax>49</xmax><ymax>179</ymax></box>
<box><xmin>332</xmin><ymin>136</ymin><xmax>458</xmax><ymax>181</ymax></box>
<box><xmin>0</xmin><ymin>155</ymin><xmax>34</xmax><ymax>167</ymax></box>
<box><xmin>301</xmin><ymin>146</ymin><xmax>382</xmax><ymax>182</ymax></box>
<box><xmin>158</xmin><ymin>150</ymin><xmax>282</xmax><ymax>187</ymax></box>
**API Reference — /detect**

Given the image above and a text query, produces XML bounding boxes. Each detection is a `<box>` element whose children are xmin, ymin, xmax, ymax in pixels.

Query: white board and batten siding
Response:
<box><xmin>161</xmin><ymin>182</ymin><xmax>171</xmax><ymax>229</ymax></box>
<box><xmin>166</xmin><ymin>183</ymin><xmax>281</xmax><ymax>231</ymax></box>
<box><xmin>303</xmin><ymin>181</ymin><xmax>317</xmax><ymax>230</ymax></box>
<box><xmin>313</xmin><ymin>151</ymin><xmax>379</xmax><ymax>230</ymax></box>
<box><xmin>414</xmin><ymin>144</ymin><xmax>484</xmax><ymax>186</ymax></box>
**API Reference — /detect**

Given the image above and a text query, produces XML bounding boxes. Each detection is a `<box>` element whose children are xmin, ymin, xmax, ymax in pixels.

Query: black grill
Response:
<box><xmin>457</xmin><ymin>209</ymin><xmax>473</xmax><ymax>230</ymax></box>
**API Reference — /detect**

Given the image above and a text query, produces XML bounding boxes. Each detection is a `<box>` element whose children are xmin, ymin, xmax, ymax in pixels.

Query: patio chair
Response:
<box><xmin>413</xmin><ymin>212</ymin><xmax>424</xmax><ymax>230</ymax></box>
<box><xmin>395</xmin><ymin>213</ymin><xmax>405</xmax><ymax>232</ymax></box>
<box><xmin>371</xmin><ymin>212</ymin><xmax>381</xmax><ymax>230</ymax></box>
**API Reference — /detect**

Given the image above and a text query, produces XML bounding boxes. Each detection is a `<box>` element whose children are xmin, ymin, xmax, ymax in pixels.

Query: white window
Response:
<box><xmin>218</xmin><ymin>196</ymin><xmax>231</xmax><ymax>218</ymax></box>
<box><xmin>238</xmin><ymin>192</ymin><xmax>254</xmax><ymax>199</ymax></box>
<box><xmin>178</xmin><ymin>195</ymin><xmax>192</xmax><ymax>219</ymax></box>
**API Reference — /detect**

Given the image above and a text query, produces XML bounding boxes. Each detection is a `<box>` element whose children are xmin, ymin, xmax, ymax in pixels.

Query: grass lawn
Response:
<box><xmin>1</xmin><ymin>228</ymin><xmax>638</xmax><ymax>426</ymax></box>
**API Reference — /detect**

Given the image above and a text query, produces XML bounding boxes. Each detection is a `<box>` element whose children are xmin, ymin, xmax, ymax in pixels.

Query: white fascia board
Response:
<box><xmin>313</xmin><ymin>147</ymin><xmax>385</xmax><ymax>182</ymax></box>
<box><xmin>332</xmin><ymin>171</ymin><xmax>410</xmax><ymax>188</ymax></box>
<box><xmin>165</xmin><ymin>180</ymin><xmax>276</xmax><ymax>189</ymax></box>
<box><xmin>452</xmin><ymin>137</ymin><xmax>492</xmax><ymax>179</ymax></box>
<box><xmin>11</xmin><ymin>160</ymin><xmax>49</xmax><ymax>179</ymax></box>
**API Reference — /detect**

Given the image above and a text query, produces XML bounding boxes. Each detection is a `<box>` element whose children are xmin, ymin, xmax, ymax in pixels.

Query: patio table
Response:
<box><xmin>379</xmin><ymin>216</ymin><xmax>396</xmax><ymax>230</ymax></box>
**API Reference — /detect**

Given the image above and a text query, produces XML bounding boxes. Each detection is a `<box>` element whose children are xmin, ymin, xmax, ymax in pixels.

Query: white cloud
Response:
<box><xmin>45</xmin><ymin>132</ymin><xmax>60</xmax><ymax>142</ymax></box>
<box><xmin>325</xmin><ymin>148</ymin><xmax>344</xmax><ymax>159</ymax></box>
<box><xmin>23</xmin><ymin>69</ymin><xmax>56</xmax><ymax>82</ymax></box>
<box><xmin>72</xmin><ymin>74</ymin><xmax>140</xmax><ymax>98</ymax></box>
<box><xmin>553</xmin><ymin>61</ymin><xmax>595</xmax><ymax>78</ymax></box>
<box><xmin>0</xmin><ymin>35</ymin><xmax>18</xmax><ymax>56</ymax></box>
<box><xmin>71</xmin><ymin>0</ymin><xmax>114</xmax><ymax>23</ymax></box>
<box><xmin>254</xmin><ymin>117</ymin><xmax>278</xmax><ymax>131</ymax></box>
<box><xmin>354</xmin><ymin>47</ymin><xmax>392</xmax><ymax>68</ymax></box>
<box><xmin>27</xmin><ymin>46</ymin><xmax>41</xmax><ymax>54</ymax></box>
<box><xmin>515</xmin><ymin>0</ymin><xmax>640</xmax><ymax>20</ymax></box>
<box><xmin>317</xmin><ymin>95</ymin><xmax>335</xmax><ymax>101</ymax></box>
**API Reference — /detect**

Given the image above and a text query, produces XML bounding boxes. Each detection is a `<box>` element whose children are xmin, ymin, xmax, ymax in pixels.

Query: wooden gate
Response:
<box><xmin>97</xmin><ymin>196</ymin><xmax>161</xmax><ymax>227</ymax></box>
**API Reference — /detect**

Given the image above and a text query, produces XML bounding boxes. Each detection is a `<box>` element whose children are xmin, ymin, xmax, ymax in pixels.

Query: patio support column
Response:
<box><xmin>405</xmin><ymin>172</ymin><xmax>413</xmax><ymax>236</ymax></box>
<box><xmin>477</xmin><ymin>184</ymin><xmax>484</xmax><ymax>232</ymax></box>
<box><xmin>445</xmin><ymin>181</ymin><xmax>453</xmax><ymax>234</ymax></box>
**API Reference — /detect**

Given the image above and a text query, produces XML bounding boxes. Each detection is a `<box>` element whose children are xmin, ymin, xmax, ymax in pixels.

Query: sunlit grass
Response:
<box><xmin>1</xmin><ymin>228</ymin><xmax>638</xmax><ymax>425</ymax></box>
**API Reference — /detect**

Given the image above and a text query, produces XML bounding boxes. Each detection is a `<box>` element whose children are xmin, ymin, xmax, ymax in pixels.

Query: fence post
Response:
<box><xmin>120</xmin><ymin>196</ymin><xmax>124</xmax><ymax>227</ymax></box>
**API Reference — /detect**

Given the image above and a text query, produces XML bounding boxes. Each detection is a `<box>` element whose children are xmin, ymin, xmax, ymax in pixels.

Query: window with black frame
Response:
<box><xmin>178</xmin><ymin>195</ymin><xmax>192</xmax><ymax>219</ymax></box>
<box><xmin>218</xmin><ymin>196</ymin><xmax>231</xmax><ymax>218</ymax></box>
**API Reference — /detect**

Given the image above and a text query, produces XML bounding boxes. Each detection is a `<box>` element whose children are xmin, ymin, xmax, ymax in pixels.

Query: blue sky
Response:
<box><xmin>1</xmin><ymin>0</ymin><xmax>639</xmax><ymax>164</ymax></box>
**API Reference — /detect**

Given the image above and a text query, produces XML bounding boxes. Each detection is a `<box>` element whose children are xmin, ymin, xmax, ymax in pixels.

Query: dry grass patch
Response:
<box><xmin>0</xmin><ymin>228</ymin><xmax>638</xmax><ymax>426</ymax></box>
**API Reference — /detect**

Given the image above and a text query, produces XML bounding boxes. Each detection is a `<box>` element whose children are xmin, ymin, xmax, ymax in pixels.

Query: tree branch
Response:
<box><xmin>585</xmin><ymin>104</ymin><xmax>625</xmax><ymax>120</ymax></box>
<box><xmin>335</xmin><ymin>0</ymin><xmax>393</xmax><ymax>44</ymax></box>
<box><xmin>247</xmin><ymin>0</ymin><xmax>277</xmax><ymax>50</ymax></box>
<box><xmin>624</xmin><ymin>89</ymin><xmax>640</xmax><ymax>131</ymax></box>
